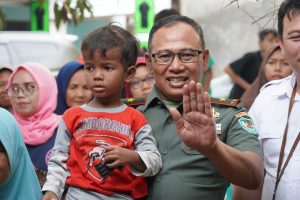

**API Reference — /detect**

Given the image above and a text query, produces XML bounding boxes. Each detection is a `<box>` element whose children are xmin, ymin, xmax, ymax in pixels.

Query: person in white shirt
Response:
<box><xmin>249</xmin><ymin>0</ymin><xmax>300</xmax><ymax>199</ymax></box>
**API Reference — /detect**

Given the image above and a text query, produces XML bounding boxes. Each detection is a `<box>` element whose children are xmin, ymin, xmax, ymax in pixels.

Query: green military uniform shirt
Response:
<box><xmin>137</xmin><ymin>86</ymin><xmax>262</xmax><ymax>200</ymax></box>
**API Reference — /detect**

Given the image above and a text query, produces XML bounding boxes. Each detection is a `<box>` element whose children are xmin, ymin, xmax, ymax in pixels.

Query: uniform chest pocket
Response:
<box><xmin>179</xmin><ymin>142</ymin><xmax>221</xmax><ymax>185</ymax></box>
<box><xmin>259</xmin><ymin>123</ymin><xmax>284</xmax><ymax>167</ymax></box>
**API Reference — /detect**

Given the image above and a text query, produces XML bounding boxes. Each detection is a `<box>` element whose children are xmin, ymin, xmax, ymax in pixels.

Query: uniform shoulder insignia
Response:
<box><xmin>210</xmin><ymin>97</ymin><xmax>240</xmax><ymax>107</ymax></box>
<box><xmin>121</xmin><ymin>97</ymin><xmax>146</xmax><ymax>108</ymax></box>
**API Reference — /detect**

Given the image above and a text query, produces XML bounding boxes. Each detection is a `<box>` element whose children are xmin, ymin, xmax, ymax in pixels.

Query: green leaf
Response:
<box><xmin>53</xmin><ymin>0</ymin><xmax>94</xmax><ymax>30</ymax></box>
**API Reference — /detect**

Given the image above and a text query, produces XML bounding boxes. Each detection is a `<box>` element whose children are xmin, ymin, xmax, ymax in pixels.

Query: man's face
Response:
<box><xmin>279</xmin><ymin>13</ymin><xmax>300</xmax><ymax>74</ymax></box>
<box><xmin>146</xmin><ymin>22</ymin><xmax>208</xmax><ymax>102</ymax></box>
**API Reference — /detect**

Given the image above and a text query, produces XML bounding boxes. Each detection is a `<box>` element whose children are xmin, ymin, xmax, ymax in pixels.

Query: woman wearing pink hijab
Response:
<box><xmin>6</xmin><ymin>62</ymin><xmax>61</xmax><ymax>186</ymax></box>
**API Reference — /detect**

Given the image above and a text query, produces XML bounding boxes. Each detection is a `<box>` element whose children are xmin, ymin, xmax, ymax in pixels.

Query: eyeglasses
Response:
<box><xmin>151</xmin><ymin>49</ymin><xmax>204</xmax><ymax>65</ymax></box>
<box><xmin>130</xmin><ymin>74</ymin><xmax>155</xmax><ymax>89</ymax></box>
<box><xmin>8</xmin><ymin>83</ymin><xmax>37</xmax><ymax>97</ymax></box>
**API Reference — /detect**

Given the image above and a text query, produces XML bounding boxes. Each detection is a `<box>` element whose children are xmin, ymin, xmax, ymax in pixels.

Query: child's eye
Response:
<box><xmin>104</xmin><ymin>66</ymin><xmax>113</xmax><ymax>71</ymax></box>
<box><xmin>84</xmin><ymin>65</ymin><xmax>94</xmax><ymax>72</ymax></box>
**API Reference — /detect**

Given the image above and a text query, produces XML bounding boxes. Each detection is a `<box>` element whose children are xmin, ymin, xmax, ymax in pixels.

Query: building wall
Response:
<box><xmin>180</xmin><ymin>0</ymin><xmax>281</xmax><ymax>77</ymax></box>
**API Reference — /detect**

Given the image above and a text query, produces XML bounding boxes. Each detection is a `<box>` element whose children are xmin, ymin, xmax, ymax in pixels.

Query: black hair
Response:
<box><xmin>148</xmin><ymin>15</ymin><xmax>205</xmax><ymax>52</ymax></box>
<box><xmin>258</xmin><ymin>28</ymin><xmax>278</xmax><ymax>41</ymax></box>
<box><xmin>0</xmin><ymin>141</ymin><xmax>6</xmax><ymax>153</ymax></box>
<box><xmin>0</xmin><ymin>67</ymin><xmax>13</xmax><ymax>74</ymax></box>
<box><xmin>154</xmin><ymin>8</ymin><xmax>180</xmax><ymax>23</ymax></box>
<box><xmin>81</xmin><ymin>23</ymin><xmax>139</xmax><ymax>69</ymax></box>
<box><xmin>278</xmin><ymin>0</ymin><xmax>300</xmax><ymax>37</ymax></box>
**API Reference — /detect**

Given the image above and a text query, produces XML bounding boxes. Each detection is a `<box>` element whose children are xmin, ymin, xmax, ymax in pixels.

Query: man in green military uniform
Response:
<box><xmin>138</xmin><ymin>15</ymin><xmax>263</xmax><ymax>200</ymax></box>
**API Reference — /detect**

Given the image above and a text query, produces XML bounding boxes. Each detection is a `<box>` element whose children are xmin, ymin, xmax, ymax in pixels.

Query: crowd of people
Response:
<box><xmin>0</xmin><ymin>0</ymin><xmax>300</xmax><ymax>200</ymax></box>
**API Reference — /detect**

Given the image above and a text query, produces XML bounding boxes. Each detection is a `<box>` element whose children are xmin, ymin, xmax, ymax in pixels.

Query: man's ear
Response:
<box><xmin>202</xmin><ymin>49</ymin><xmax>210</xmax><ymax>72</ymax></box>
<box><xmin>125</xmin><ymin>66</ymin><xmax>136</xmax><ymax>83</ymax></box>
<box><xmin>145</xmin><ymin>53</ymin><xmax>152</xmax><ymax>71</ymax></box>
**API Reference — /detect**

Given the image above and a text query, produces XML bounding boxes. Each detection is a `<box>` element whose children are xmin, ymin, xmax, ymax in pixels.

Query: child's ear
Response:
<box><xmin>125</xmin><ymin>66</ymin><xmax>136</xmax><ymax>83</ymax></box>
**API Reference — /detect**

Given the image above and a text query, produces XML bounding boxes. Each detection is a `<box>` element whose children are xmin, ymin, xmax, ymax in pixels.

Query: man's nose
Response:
<box><xmin>169</xmin><ymin>54</ymin><xmax>184</xmax><ymax>71</ymax></box>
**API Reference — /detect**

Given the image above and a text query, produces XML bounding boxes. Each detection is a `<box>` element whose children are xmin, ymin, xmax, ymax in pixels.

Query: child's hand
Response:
<box><xmin>42</xmin><ymin>191</ymin><xmax>58</xmax><ymax>200</ymax></box>
<box><xmin>104</xmin><ymin>145</ymin><xmax>146</xmax><ymax>172</ymax></box>
<box><xmin>104</xmin><ymin>145</ymin><xmax>134</xmax><ymax>168</ymax></box>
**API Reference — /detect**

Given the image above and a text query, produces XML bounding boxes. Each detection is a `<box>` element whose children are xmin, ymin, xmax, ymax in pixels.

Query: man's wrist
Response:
<box><xmin>203</xmin><ymin>138</ymin><xmax>221</xmax><ymax>158</ymax></box>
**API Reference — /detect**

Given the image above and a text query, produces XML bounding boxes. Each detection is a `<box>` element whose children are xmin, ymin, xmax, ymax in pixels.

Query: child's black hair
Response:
<box><xmin>81</xmin><ymin>23</ymin><xmax>139</xmax><ymax>69</ymax></box>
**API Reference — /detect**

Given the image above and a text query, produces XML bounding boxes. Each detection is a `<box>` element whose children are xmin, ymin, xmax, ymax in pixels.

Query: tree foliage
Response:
<box><xmin>54</xmin><ymin>0</ymin><xmax>93</xmax><ymax>29</ymax></box>
<box><xmin>0</xmin><ymin>0</ymin><xmax>93</xmax><ymax>30</ymax></box>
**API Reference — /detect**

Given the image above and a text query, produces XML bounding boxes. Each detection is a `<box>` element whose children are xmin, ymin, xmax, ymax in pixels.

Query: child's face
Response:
<box><xmin>83</xmin><ymin>47</ymin><xmax>131</xmax><ymax>107</ymax></box>
<box><xmin>264</xmin><ymin>49</ymin><xmax>292</xmax><ymax>81</ymax></box>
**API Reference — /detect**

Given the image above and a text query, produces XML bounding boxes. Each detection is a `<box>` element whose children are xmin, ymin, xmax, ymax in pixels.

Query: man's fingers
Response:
<box><xmin>203</xmin><ymin>92</ymin><xmax>213</xmax><ymax>118</ymax></box>
<box><xmin>189</xmin><ymin>81</ymin><xmax>197</xmax><ymax>111</ymax></box>
<box><xmin>170</xmin><ymin>108</ymin><xmax>184</xmax><ymax>133</ymax></box>
<box><xmin>196</xmin><ymin>82</ymin><xmax>205</xmax><ymax>113</ymax></box>
<box><xmin>182</xmin><ymin>84</ymin><xmax>191</xmax><ymax>114</ymax></box>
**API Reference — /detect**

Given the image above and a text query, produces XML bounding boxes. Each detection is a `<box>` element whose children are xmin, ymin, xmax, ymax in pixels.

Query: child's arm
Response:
<box><xmin>42</xmin><ymin>191</ymin><xmax>58</xmax><ymax>200</ymax></box>
<box><xmin>104</xmin><ymin>124</ymin><xmax>162</xmax><ymax>176</ymax></box>
<box><xmin>42</xmin><ymin>120</ymin><xmax>71</xmax><ymax>200</ymax></box>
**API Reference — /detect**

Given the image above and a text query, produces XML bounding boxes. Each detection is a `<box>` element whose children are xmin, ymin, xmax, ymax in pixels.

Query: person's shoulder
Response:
<box><xmin>243</xmin><ymin>50</ymin><xmax>260</xmax><ymax>59</ymax></box>
<box><xmin>260</xmin><ymin>75</ymin><xmax>291</xmax><ymax>92</ymax></box>
<box><xmin>62</xmin><ymin>106</ymin><xmax>84</xmax><ymax>118</ymax></box>
<box><xmin>121</xmin><ymin>97</ymin><xmax>146</xmax><ymax>108</ymax></box>
<box><xmin>210</xmin><ymin>97</ymin><xmax>240</xmax><ymax>108</ymax></box>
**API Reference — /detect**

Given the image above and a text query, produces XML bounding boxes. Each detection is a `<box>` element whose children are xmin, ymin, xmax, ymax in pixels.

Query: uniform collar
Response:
<box><xmin>144</xmin><ymin>85</ymin><xmax>182</xmax><ymax>111</ymax></box>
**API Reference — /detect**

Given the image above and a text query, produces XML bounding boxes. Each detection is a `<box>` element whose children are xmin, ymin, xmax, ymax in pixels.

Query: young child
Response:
<box><xmin>42</xmin><ymin>24</ymin><xmax>162</xmax><ymax>200</ymax></box>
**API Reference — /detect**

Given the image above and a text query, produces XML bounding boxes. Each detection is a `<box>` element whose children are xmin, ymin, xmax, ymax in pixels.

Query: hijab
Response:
<box><xmin>55</xmin><ymin>61</ymin><xmax>84</xmax><ymax>115</ymax></box>
<box><xmin>241</xmin><ymin>44</ymin><xmax>281</xmax><ymax>110</ymax></box>
<box><xmin>6</xmin><ymin>62</ymin><xmax>61</xmax><ymax>145</ymax></box>
<box><xmin>0</xmin><ymin>65</ymin><xmax>14</xmax><ymax>74</ymax></box>
<box><xmin>0</xmin><ymin>108</ymin><xmax>42</xmax><ymax>200</ymax></box>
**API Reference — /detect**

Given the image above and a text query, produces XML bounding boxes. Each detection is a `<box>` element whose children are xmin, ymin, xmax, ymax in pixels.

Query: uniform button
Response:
<box><xmin>156</xmin><ymin>177</ymin><xmax>161</xmax><ymax>182</ymax></box>
<box><xmin>161</xmin><ymin>148</ymin><xmax>168</xmax><ymax>155</ymax></box>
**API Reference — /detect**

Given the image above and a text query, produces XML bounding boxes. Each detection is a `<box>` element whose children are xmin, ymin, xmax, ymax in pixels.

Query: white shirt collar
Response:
<box><xmin>272</xmin><ymin>73</ymin><xmax>300</xmax><ymax>101</ymax></box>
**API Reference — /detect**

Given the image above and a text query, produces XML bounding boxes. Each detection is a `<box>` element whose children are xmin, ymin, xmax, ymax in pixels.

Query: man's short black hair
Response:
<box><xmin>154</xmin><ymin>8</ymin><xmax>180</xmax><ymax>23</ymax></box>
<box><xmin>278</xmin><ymin>0</ymin><xmax>300</xmax><ymax>37</ymax></box>
<box><xmin>81</xmin><ymin>23</ymin><xmax>139</xmax><ymax>69</ymax></box>
<box><xmin>148</xmin><ymin>15</ymin><xmax>205</xmax><ymax>52</ymax></box>
<box><xmin>258</xmin><ymin>28</ymin><xmax>278</xmax><ymax>42</ymax></box>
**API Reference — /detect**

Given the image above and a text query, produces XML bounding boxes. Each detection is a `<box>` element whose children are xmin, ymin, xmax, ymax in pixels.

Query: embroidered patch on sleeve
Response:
<box><xmin>235</xmin><ymin>112</ymin><xmax>249</xmax><ymax>118</ymax></box>
<box><xmin>238</xmin><ymin>117</ymin><xmax>257</xmax><ymax>134</ymax></box>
